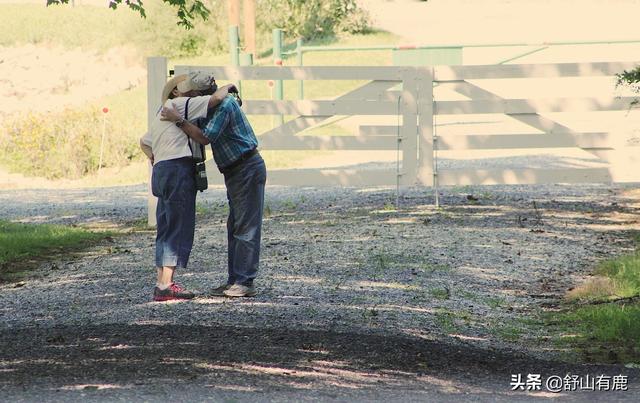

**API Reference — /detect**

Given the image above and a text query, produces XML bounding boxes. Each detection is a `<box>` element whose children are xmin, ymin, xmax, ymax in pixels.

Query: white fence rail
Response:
<box><xmin>150</xmin><ymin>62</ymin><xmax>431</xmax><ymax>187</ymax></box>
<box><xmin>430</xmin><ymin>61</ymin><xmax>640</xmax><ymax>186</ymax></box>
<box><xmin>147</xmin><ymin>58</ymin><xmax>640</xmax><ymax>192</ymax></box>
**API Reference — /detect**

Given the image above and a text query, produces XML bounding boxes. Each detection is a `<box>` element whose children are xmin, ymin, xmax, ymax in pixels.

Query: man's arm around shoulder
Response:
<box><xmin>208</xmin><ymin>84</ymin><xmax>235</xmax><ymax>108</ymax></box>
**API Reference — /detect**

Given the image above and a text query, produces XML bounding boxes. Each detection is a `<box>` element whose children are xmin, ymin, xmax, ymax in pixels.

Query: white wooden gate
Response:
<box><xmin>429</xmin><ymin>62</ymin><xmax>640</xmax><ymax>186</ymax></box>
<box><xmin>147</xmin><ymin>59</ymin><xmax>640</xmax><ymax>188</ymax></box>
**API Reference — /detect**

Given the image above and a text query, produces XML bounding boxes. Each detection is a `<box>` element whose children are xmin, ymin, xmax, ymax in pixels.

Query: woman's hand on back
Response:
<box><xmin>160</xmin><ymin>104</ymin><xmax>182</xmax><ymax>123</ymax></box>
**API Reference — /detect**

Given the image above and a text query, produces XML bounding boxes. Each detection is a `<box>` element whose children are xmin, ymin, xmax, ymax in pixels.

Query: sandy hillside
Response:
<box><xmin>0</xmin><ymin>44</ymin><xmax>145</xmax><ymax>119</ymax></box>
<box><xmin>358</xmin><ymin>0</ymin><xmax>639</xmax><ymax>45</ymax></box>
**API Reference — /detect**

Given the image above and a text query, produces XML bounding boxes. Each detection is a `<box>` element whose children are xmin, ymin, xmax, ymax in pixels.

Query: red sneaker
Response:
<box><xmin>153</xmin><ymin>283</ymin><xmax>196</xmax><ymax>301</ymax></box>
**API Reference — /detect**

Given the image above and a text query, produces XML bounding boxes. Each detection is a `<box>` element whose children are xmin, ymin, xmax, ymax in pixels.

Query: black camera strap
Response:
<box><xmin>183</xmin><ymin>98</ymin><xmax>207</xmax><ymax>163</ymax></box>
<box><xmin>184</xmin><ymin>98</ymin><xmax>209</xmax><ymax>192</ymax></box>
<box><xmin>184</xmin><ymin>98</ymin><xmax>191</xmax><ymax>153</ymax></box>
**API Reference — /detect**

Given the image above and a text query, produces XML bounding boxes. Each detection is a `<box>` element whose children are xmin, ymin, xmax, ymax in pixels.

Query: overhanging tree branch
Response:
<box><xmin>617</xmin><ymin>67</ymin><xmax>640</xmax><ymax>92</ymax></box>
<box><xmin>46</xmin><ymin>0</ymin><xmax>210</xmax><ymax>30</ymax></box>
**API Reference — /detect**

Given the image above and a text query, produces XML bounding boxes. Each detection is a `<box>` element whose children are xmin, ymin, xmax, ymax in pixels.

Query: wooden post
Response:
<box><xmin>243</xmin><ymin>0</ymin><xmax>256</xmax><ymax>56</ymax></box>
<box><xmin>416</xmin><ymin>67</ymin><xmax>435</xmax><ymax>199</ymax></box>
<box><xmin>400</xmin><ymin>69</ymin><xmax>419</xmax><ymax>186</ymax></box>
<box><xmin>146</xmin><ymin>57</ymin><xmax>167</xmax><ymax>227</ymax></box>
<box><xmin>228</xmin><ymin>0</ymin><xmax>241</xmax><ymax>27</ymax></box>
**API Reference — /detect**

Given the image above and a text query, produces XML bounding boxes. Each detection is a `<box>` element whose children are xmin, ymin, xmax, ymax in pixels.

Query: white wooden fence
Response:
<box><xmin>147</xmin><ymin>58</ymin><xmax>640</xmax><ymax>192</ymax></box>
<box><xmin>430</xmin><ymin>62</ymin><xmax>640</xmax><ymax>186</ymax></box>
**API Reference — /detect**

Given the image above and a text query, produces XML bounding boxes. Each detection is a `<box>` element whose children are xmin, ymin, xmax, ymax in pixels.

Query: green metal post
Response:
<box><xmin>229</xmin><ymin>25</ymin><xmax>240</xmax><ymax>90</ymax></box>
<box><xmin>296</xmin><ymin>38</ymin><xmax>304</xmax><ymax>100</ymax></box>
<box><xmin>273</xmin><ymin>28</ymin><xmax>284</xmax><ymax>127</ymax></box>
<box><xmin>229</xmin><ymin>25</ymin><xmax>240</xmax><ymax>66</ymax></box>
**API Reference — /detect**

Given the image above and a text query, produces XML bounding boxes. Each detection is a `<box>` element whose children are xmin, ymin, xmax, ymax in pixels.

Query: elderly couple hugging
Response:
<box><xmin>140</xmin><ymin>72</ymin><xmax>266</xmax><ymax>302</ymax></box>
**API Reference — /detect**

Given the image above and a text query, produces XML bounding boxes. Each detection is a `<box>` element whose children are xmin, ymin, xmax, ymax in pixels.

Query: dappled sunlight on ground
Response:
<box><xmin>1</xmin><ymin>184</ymin><xmax>639</xmax><ymax>399</ymax></box>
<box><xmin>4</xmin><ymin>322</ymin><xmax>632</xmax><ymax>399</ymax></box>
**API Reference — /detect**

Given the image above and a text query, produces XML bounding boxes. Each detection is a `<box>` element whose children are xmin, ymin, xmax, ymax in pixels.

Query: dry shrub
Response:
<box><xmin>0</xmin><ymin>109</ymin><xmax>140</xmax><ymax>179</ymax></box>
<box><xmin>566</xmin><ymin>276</ymin><xmax>616</xmax><ymax>301</ymax></box>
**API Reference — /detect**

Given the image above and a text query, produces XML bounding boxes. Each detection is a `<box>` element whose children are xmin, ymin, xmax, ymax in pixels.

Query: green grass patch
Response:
<box><xmin>0</xmin><ymin>220</ymin><xmax>111</xmax><ymax>281</ymax></box>
<box><xmin>486</xmin><ymin>296</ymin><xmax>506</xmax><ymax>309</ymax></box>
<box><xmin>548</xmin><ymin>233</ymin><xmax>640</xmax><ymax>363</ymax></box>
<box><xmin>421</xmin><ymin>263</ymin><xmax>451</xmax><ymax>274</ymax></box>
<box><xmin>568</xmin><ymin>236</ymin><xmax>640</xmax><ymax>303</ymax></box>
<box><xmin>552</xmin><ymin>304</ymin><xmax>640</xmax><ymax>363</ymax></box>
<box><xmin>434</xmin><ymin>309</ymin><xmax>458</xmax><ymax>333</ymax></box>
<box><xmin>564</xmin><ymin>304</ymin><xmax>640</xmax><ymax>345</ymax></box>
<box><xmin>492</xmin><ymin>324</ymin><xmax>524</xmax><ymax>342</ymax></box>
<box><xmin>593</xmin><ymin>252</ymin><xmax>640</xmax><ymax>299</ymax></box>
<box><xmin>429</xmin><ymin>287</ymin><xmax>451</xmax><ymax>300</ymax></box>
<box><xmin>433</xmin><ymin>308</ymin><xmax>473</xmax><ymax>334</ymax></box>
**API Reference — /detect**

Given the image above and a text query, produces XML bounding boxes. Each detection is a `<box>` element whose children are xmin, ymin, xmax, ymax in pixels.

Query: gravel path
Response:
<box><xmin>1</xmin><ymin>183</ymin><xmax>640</xmax><ymax>401</ymax></box>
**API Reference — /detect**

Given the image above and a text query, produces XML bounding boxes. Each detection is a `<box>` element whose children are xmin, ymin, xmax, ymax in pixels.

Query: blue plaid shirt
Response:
<box><xmin>203</xmin><ymin>96</ymin><xmax>258</xmax><ymax>169</ymax></box>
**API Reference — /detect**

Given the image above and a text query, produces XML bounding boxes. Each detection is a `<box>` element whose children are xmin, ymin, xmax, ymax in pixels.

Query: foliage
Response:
<box><xmin>617</xmin><ymin>67</ymin><xmax>640</xmax><ymax>106</ymax></box>
<box><xmin>46</xmin><ymin>0</ymin><xmax>210</xmax><ymax>29</ymax></box>
<box><xmin>43</xmin><ymin>0</ymin><xmax>371</xmax><ymax>54</ymax></box>
<box><xmin>257</xmin><ymin>0</ymin><xmax>371</xmax><ymax>41</ymax></box>
<box><xmin>0</xmin><ymin>4</ymin><xmax>226</xmax><ymax>58</ymax></box>
<box><xmin>0</xmin><ymin>107</ymin><xmax>142</xmax><ymax>179</ymax></box>
<box><xmin>131</xmin><ymin>2</ymin><xmax>226</xmax><ymax>57</ymax></box>
<box><xmin>9</xmin><ymin>1</ymin><xmax>373</xmax><ymax>58</ymax></box>
<box><xmin>617</xmin><ymin>67</ymin><xmax>640</xmax><ymax>89</ymax></box>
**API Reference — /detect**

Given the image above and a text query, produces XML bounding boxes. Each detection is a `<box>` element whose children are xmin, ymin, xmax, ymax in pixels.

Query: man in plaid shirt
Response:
<box><xmin>162</xmin><ymin>85</ymin><xmax>266</xmax><ymax>298</ymax></box>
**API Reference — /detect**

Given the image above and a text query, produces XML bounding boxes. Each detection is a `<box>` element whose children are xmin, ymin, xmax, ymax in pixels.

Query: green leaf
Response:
<box><xmin>47</xmin><ymin>0</ymin><xmax>210</xmax><ymax>29</ymax></box>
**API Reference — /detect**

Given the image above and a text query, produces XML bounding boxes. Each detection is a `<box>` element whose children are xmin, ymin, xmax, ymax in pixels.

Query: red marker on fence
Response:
<box><xmin>102</xmin><ymin>107</ymin><xmax>109</xmax><ymax>114</ymax></box>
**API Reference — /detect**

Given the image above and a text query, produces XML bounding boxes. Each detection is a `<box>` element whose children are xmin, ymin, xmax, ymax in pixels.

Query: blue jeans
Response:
<box><xmin>152</xmin><ymin>157</ymin><xmax>196</xmax><ymax>269</ymax></box>
<box><xmin>223</xmin><ymin>153</ymin><xmax>266</xmax><ymax>286</ymax></box>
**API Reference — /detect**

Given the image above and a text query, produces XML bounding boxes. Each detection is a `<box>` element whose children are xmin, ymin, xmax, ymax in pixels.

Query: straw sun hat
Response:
<box><xmin>161</xmin><ymin>72</ymin><xmax>216</xmax><ymax>104</ymax></box>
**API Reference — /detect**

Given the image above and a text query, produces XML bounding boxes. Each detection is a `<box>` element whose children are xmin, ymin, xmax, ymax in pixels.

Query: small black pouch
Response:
<box><xmin>194</xmin><ymin>161</ymin><xmax>208</xmax><ymax>192</ymax></box>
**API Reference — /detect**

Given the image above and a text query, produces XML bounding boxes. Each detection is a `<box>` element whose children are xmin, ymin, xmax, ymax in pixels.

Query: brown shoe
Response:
<box><xmin>209</xmin><ymin>283</ymin><xmax>232</xmax><ymax>296</ymax></box>
<box><xmin>223</xmin><ymin>284</ymin><xmax>257</xmax><ymax>298</ymax></box>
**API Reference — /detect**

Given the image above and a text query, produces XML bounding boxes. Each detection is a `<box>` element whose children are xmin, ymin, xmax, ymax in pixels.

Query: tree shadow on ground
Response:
<box><xmin>0</xmin><ymin>324</ymin><xmax>637</xmax><ymax>398</ymax></box>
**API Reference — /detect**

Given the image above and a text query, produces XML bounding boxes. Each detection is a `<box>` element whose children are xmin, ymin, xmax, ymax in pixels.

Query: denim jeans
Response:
<box><xmin>223</xmin><ymin>153</ymin><xmax>266</xmax><ymax>286</ymax></box>
<box><xmin>151</xmin><ymin>157</ymin><xmax>196</xmax><ymax>269</ymax></box>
